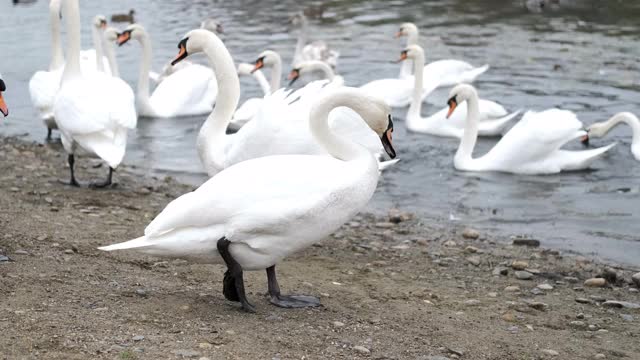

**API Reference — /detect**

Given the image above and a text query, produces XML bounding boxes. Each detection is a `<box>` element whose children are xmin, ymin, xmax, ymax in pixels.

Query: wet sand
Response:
<box><xmin>0</xmin><ymin>136</ymin><xmax>639</xmax><ymax>360</ymax></box>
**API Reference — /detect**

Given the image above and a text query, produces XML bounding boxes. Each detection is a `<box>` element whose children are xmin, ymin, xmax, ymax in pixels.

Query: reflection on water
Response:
<box><xmin>1</xmin><ymin>0</ymin><xmax>639</xmax><ymax>265</ymax></box>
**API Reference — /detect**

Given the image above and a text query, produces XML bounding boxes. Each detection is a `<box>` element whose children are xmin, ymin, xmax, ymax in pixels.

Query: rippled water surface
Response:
<box><xmin>2</xmin><ymin>0</ymin><xmax>639</xmax><ymax>265</ymax></box>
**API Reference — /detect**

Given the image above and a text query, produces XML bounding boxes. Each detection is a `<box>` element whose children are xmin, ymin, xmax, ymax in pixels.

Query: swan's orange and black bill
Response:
<box><xmin>99</xmin><ymin>19</ymin><xmax>107</xmax><ymax>29</ymax></box>
<box><xmin>288</xmin><ymin>69</ymin><xmax>300</xmax><ymax>86</ymax></box>
<box><xmin>116</xmin><ymin>30</ymin><xmax>132</xmax><ymax>46</ymax></box>
<box><xmin>446</xmin><ymin>97</ymin><xmax>458</xmax><ymax>119</ymax></box>
<box><xmin>397</xmin><ymin>50</ymin><xmax>408</xmax><ymax>63</ymax></box>
<box><xmin>252</xmin><ymin>57</ymin><xmax>265</xmax><ymax>73</ymax></box>
<box><xmin>381</xmin><ymin>115</ymin><xmax>396</xmax><ymax>159</ymax></box>
<box><xmin>580</xmin><ymin>134</ymin><xmax>590</xmax><ymax>146</ymax></box>
<box><xmin>0</xmin><ymin>79</ymin><xmax>7</xmax><ymax>117</ymax></box>
<box><xmin>394</xmin><ymin>30</ymin><xmax>403</xmax><ymax>38</ymax></box>
<box><xmin>171</xmin><ymin>38</ymin><xmax>189</xmax><ymax>66</ymax></box>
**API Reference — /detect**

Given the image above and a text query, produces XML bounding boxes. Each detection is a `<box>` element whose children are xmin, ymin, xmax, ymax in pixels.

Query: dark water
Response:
<box><xmin>2</xmin><ymin>0</ymin><xmax>639</xmax><ymax>265</ymax></box>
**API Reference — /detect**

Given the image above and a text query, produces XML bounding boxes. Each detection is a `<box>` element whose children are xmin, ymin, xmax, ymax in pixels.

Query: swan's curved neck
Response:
<box><xmin>399</xmin><ymin>30</ymin><xmax>419</xmax><ymax>78</ymax></box>
<box><xmin>293</xmin><ymin>20</ymin><xmax>308</xmax><ymax>65</ymax></box>
<box><xmin>603</xmin><ymin>113</ymin><xmax>640</xmax><ymax>145</ymax></box>
<box><xmin>49</xmin><ymin>0</ymin><xmax>64</xmax><ymax>71</ymax></box>
<box><xmin>306</xmin><ymin>61</ymin><xmax>335</xmax><ymax>81</ymax></box>
<box><xmin>309</xmin><ymin>90</ymin><xmax>373</xmax><ymax>162</ymax></box>
<box><xmin>103</xmin><ymin>36</ymin><xmax>119</xmax><ymax>78</ymax></box>
<box><xmin>134</xmin><ymin>30</ymin><xmax>154</xmax><ymax>108</ymax></box>
<box><xmin>198</xmin><ymin>32</ymin><xmax>241</xmax><ymax>169</ymax></box>
<box><xmin>252</xmin><ymin>69</ymin><xmax>271</xmax><ymax>95</ymax></box>
<box><xmin>92</xmin><ymin>26</ymin><xmax>105</xmax><ymax>72</ymax></box>
<box><xmin>456</xmin><ymin>92</ymin><xmax>481</xmax><ymax>163</ymax></box>
<box><xmin>269</xmin><ymin>55</ymin><xmax>282</xmax><ymax>91</ymax></box>
<box><xmin>407</xmin><ymin>52</ymin><xmax>425</xmax><ymax>121</ymax></box>
<box><xmin>61</xmin><ymin>0</ymin><xmax>82</xmax><ymax>84</ymax></box>
<box><xmin>406</xmin><ymin>30</ymin><xmax>419</xmax><ymax>46</ymax></box>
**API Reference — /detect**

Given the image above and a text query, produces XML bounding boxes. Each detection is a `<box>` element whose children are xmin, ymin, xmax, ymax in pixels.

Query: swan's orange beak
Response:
<box><xmin>0</xmin><ymin>93</ymin><xmax>8</xmax><ymax>117</ymax></box>
<box><xmin>381</xmin><ymin>115</ymin><xmax>396</xmax><ymax>159</ymax></box>
<box><xmin>116</xmin><ymin>31</ymin><xmax>131</xmax><ymax>46</ymax></box>
<box><xmin>446</xmin><ymin>97</ymin><xmax>457</xmax><ymax>119</ymax></box>
<box><xmin>394</xmin><ymin>31</ymin><xmax>404</xmax><ymax>38</ymax></box>
<box><xmin>396</xmin><ymin>50</ymin><xmax>408</xmax><ymax>63</ymax></box>
<box><xmin>580</xmin><ymin>134</ymin><xmax>590</xmax><ymax>146</ymax></box>
<box><xmin>171</xmin><ymin>38</ymin><xmax>190</xmax><ymax>66</ymax></box>
<box><xmin>252</xmin><ymin>58</ymin><xmax>264</xmax><ymax>73</ymax></box>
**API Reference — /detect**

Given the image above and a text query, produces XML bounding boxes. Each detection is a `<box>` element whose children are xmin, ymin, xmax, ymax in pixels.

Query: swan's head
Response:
<box><xmin>397</xmin><ymin>45</ymin><xmax>424</xmax><ymax>62</ymax></box>
<box><xmin>252</xmin><ymin>50</ymin><xmax>280</xmax><ymax>73</ymax></box>
<box><xmin>584</xmin><ymin>112</ymin><xmax>639</xmax><ymax>145</ymax></box>
<box><xmin>104</xmin><ymin>27</ymin><xmax>120</xmax><ymax>42</ymax></box>
<box><xmin>346</xmin><ymin>91</ymin><xmax>396</xmax><ymax>158</ymax></box>
<box><xmin>237</xmin><ymin>63</ymin><xmax>255</xmax><ymax>76</ymax></box>
<box><xmin>395</xmin><ymin>22</ymin><xmax>418</xmax><ymax>38</ymax></box>
<box><xmin>93</xmin><ymin>15</ymin><xmax>108</xmax><ymax>30</ymax></box>
<box><xmin>446</xmin><ymin>84</ymin><xmax>477</xmax><ymax>119</ymax></box>
<box><xmin>170</xmin><ymin>29</ymin><xmax>219</xmax><ymax>66</ymax></box>
<box><xmin>117</xmin><ymin>24</ymin><xmax>145</xmax><ymax>46</ymax></box>
<box><xmin>0</xmin><ymin>75</ymin><xmax>8</xmax><ymax>117</ymax></box>
<box><xmin>201</xmin><ymin>18</ymin><xmax>224</xmax><ymax>34</ymax></box>
<box><xmin>289</xmin><ymin>12</ymin><xmax>308</xmax><ymax>27</ymax></box>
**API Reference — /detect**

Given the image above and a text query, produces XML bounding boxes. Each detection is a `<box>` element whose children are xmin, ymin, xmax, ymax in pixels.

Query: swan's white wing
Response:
<box><xmin>80</xmin><ymin>49</ymin><xmax>111</xmax><ymax>76</ymax></box>
<box><xmin>149</xmin><ymin>64</ymin><xmax>215</xmax><ymax>116</ymax></box>
<box><xmin>29</xmin><ymin>69</ymin><xmax>62</xmax><ymax>118</ymax></box>
<box><xmin>423</xmin><ymin>60</ymin><xmax>489</xmax><ymax>88</ymax></box>
<box><xmin>231</xmin><ymin>98</ymin><xmax>264</xmax><ymax>126</ymax></box>
<box><xmin>360</xmin><ymin>78</ymin><xmax>413</xmax><ymax>108</ymax></box>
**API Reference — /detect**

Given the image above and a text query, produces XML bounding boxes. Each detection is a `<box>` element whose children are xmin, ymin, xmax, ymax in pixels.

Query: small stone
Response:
<box><xmin>537</xmin><ymin>283</ymin><xmax>554</xmax><ymax>290</ymax></box>
<box><xmin>14</xmin><ymin>250</ymin><xmax>29</xmax><ymax>255</ymax></box>
<box><xmin>632</xmin><ymin>273</ymin><xmax>640</xmax><ymax>288</ymax></box>
<box><xmin>601</xmin><ymin>267</ymin><xmax>618</xmax><ymax>283</ymax></box>
<box><xmin>353</xmin><ymin>345</ymin><xmax>370</xmax><ymax>355</ymax></box>
<box><xmin>64</xmin><ymin>249</ymin><xmax>74</xmax><ymax>254</ymax></box>
<box><xmin>425</xmin><ymin>357</ymin><xmax>451</xmax><ymax>360</ymax></box>
<box><xmin>37</xmin><ymin>235</ymin><xmax>48</xmax><ymax>241</ymax></box>
<box><xmin>594</xmin><ymin>354</ymin><xmax>606</xmax><ymax>359</ymax></box>
<box><xmin>515</xmin><ymin>271</ymin><xmax>534</xmax><ymax>280</ymax></box>
<box><xmin>443</xmin><ymin>240</ymin><xmax>457</xmax><ymax>247</ymax></box>
<box><xmin>44</xmin><ymin>197</ymin><xmax>53</xmax><ymax>204</ymax></box>
<box><xmin>620</xmin><ymin>314</ymin><xmax>634</xmax><ymax>322</ymax></box>
<box><xmin>198</xmin><ymin>342</ymin><xmax>212</xmax><ymax>349</ymax></box>
<box><xmin>525</xmin><ymin>301</ymin><xmax>548</xmax><ymax>311</ymax></box>
<box><xmin>332</xmin><ymin>321</ymin><xmax>345</xmax><ymax>328</ymax></box>
<box><xmin>502</xmin><ymin>312</ymin><xmax>516</xmax><ymax>322</ymax></box>
<box><xmin>504</xmin><ymin>286</ymin><xmax>520</xmax><ymax>292</ymax></box>
<box><xmin>464</xmin><ymin>246</ymin><xmax>479</xmax><ymax>253</ymax></box>
<box><xmin>10</xmin><ymin>187</ymin><xmax>19</xmax><ymax>192</ymax></box>
<box><xmin>602</xmin><ymin>300</ymin><xmax>640</xmax><ymax>309</ymax></box>
<box><xmin>132</xmin><ymin>335</ymin><xmax>144</xmax><ymax>342</ymax></box>
<box><xmin>462</xmin><ymin>228</ymin><xmax>480</xmax><ymax>239</ymax></box>
<box><xmin>512</xmin><ymin>239</ymin><xmax>541</xmax><ymax>247</ymax></box>
<box><xmin>173</xmin><ymin>349</ymin><xmax>200</xmax><ymax>358</ymax></box>
<box><xmin>466</xmin><ymin>256</ymin><xmax>481</xmax><ymax>266</ymax></box>
<box><xmin>493</xmin><ymin>267</ymin><xmax>508</xmax><ymax>276</ymax></box>
<box><xmin>541</xmin><ymin>349</ymin><xmax>559</xmax><ymax>356</ymax></box>
<box><xmin>570</xmin><ymin>321</ymin><xmax>587</xmax><ymax>329</ymax></box>
<box><xmin>463</xmin><ymin>299</ymin><xmax>481</xmax><ymax>306</ymax></box>
<box><xmin>135</xmin><ymin>289</ymin><xmax>148</xmax><ymax>297</ymax></box>
<box><xmin>0</xmin><ymin>255</ymin><xmax>10</xmax><ymax>262</ymax></box>
<box><xmin>511</xmin><ymin>261</ymin><xmax>529</xmax><ymax>270</ymax></box>
<box><xmin>375</xmin><ymin>222</ymin><xmax>395</xmax><ymax>229</ymax></box>
<box><xmin>576</xmin><ymin>313</ymin><xmax>585</xmax><ymax>319</ymax></box>
<box><xmin>564</xmin><ymin>276</ymin><xmax>579</xmax><ymax>283</ymax></box>
<box><xmin>584</xmin><ymin>278</ymin><xmax>606</xmax><ymax>287</ymax></box>
<box><xmin>487</xmin><ymin>292</ymin><xmax>498</xmax><ymax>298</ymax></box>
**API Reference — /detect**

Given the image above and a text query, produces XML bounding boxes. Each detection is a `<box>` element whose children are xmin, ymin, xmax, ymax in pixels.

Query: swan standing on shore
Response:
<box><xmin>290</xmin><ymin>12</ymin><xmax>339</xmax><ymax>68</ymax></box>
<box><xmin>98</xmin><ymin>83</ymin><xmax>396</xmax><ymax>313</ymax></box>
<box><xmin>117</xmin><ymin>24</ymin><xmax>217</xmax><ymax>118</ymax></box>
<box><xmin>446</xmin><ymin>84</ymin><xmax>615</xmax><ymax>174</ymax></box>
<box><xmin>395</xmin><ymin>22</ymin><xmax>489</xmax><ymax>85</ymax></box>
<box><xmin>53</xmin><ymin>0</ymin><xmax>136</xmax><ymax>187</ymax></box>
<box><xmin>400</xmin><ymin>45</ymin><xmax>518</xmax><ymax>138</ymax></box>
<box><xmin>0</xmin><ymin>74</ymin><xmax>8</xmax><ymax>117</ymax></box>
<box><xmin>584</xmin><ymin>112</ymin><xmax>640</xmax><ymax>161</ymax></box>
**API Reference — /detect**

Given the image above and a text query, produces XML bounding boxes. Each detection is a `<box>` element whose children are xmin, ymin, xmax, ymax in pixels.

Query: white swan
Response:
<box><xmin>287</xmin><ymin>60</ymin><xmax>344</xmax><ymax>88</ymax></box>
<box><xmin>102</xmin><ymin>27</ymin><xmax>120</xmax><ymax>78</ymax></box>
<box><xmin>446</xmin><ymin>84</ymin><xmax>615</xmax><ymax>174</ymax></box>
<box><xmin>401</xmin><ymin>45</ymin><xmax>519</xmax><ymax>138</ymax></box>
<box><xmin>395</xmin><ymin>22</ymin><xmax>489</xmax><ymax>85</ymax></box>
<box><xmin>0</xmin><ymin>74</ymin><xmax>8</xmax><ymax>117</ymax></box>
<box><xmin>29</xmin><ymin>3</ymin><xmax>110</xmax><ymax>139</ymax></box>
<box><xmin>290</xmin><ymin>12</ymin><xmax>339</xmax><ymax>68</ymax></box>
<box><xmin>230</xmin><ymin>63</ymin><xmax>271</xmax><ymax>128</ymax></box>
<box><xmin>89</xmin><ymin>15</ymin><xmax>112</xmax><ymax>75</ymax></box>
<box><xmin>251</xmin><ymin>50</ymin><xmax>282</xmax><ymax>92</ymax></box>
<box><xmin>117</xmin><ymin>24</ymin><xmax>217</xmax><ymax>118</ymax></box>
<box><xmin>98</xmin><ymin>87</ymin><xmax>396</xmax><ymax>313</ymax></box>
<box><xmin>585</xmin><ymin>112</ymin><xmax>640</xmax><ymax>161</ymax></box>
<box><xmin>53</xmin><ymin>0</ymin><xmax>136</xmax><ymax>187</ymax></box>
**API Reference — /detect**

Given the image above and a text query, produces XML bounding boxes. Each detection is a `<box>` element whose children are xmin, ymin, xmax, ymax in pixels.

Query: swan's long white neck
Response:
<box><xmin>197</xmin><ymin>32</ymin><xmax>241</xmax><ymax>171</ymax></box>
<box><xmin>601</xmin><ymin>113</ymin><xmax>640</xmax><ymax>146</ymax></box>
<box><xmin>92</xmin><ymin>25</ymin><xmax>105</xmax><ymax>72</ymax></box>
<box><xmin>269</xmin><ymin>54</ymin><xmax>282</xmax><ymax>91</ymax></box>
<box><xmin>303</xmin><ymin>61</ymin><xmax>335</xmax><ymax>81</ymax></box>
<box><xmin>252</xmin><ymin>69</ymin><xmax>271</xmax><ymax>95</ymax></box>
<box><xmin>407</xmin><ymin>51</ymin><xmax>425</xmax><ymax>121</ymax></box>
<box><xmin>398</xmin><ymin>29</ymin><xmax>419</xmax><ymax>78</ymax></box>
<box><xmin>293</xmin><ymin>18</ymin><xmax>308</xmax><ymax>66</ymax></box>
<box><xmin>103</xmin><ymin>34</ymin><xmax>119</xmax><ymax>78</ymax></box>
<box><xmin>49</xmin><ymin>0</ymin><xmax>64</xmax><ymax>71</ymax></box>
<box><xmin>309</xmin><ymin>89</ymin><xmax>374</xmax><ymax>162</ymax></box>
<box><xmin>456</xmin><ymin>89</ymin><xmax>481</xmax><ymax>164</ymax></box>
<box><xmin>134</xmin><ymin>29</ymin><xmax>154</xmax><ymax>109</ymax></box>
<box><xmin>61</xmin><ymin>0</ymin><xmax>82</xmax><ymax>84</ymax></box>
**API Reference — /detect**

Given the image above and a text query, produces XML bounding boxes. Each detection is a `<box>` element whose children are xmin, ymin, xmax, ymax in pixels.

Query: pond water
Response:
<box><xmin>2</xmin><ymin>0</ymin><xmax>639</xmax><ymax>265</ymax></box>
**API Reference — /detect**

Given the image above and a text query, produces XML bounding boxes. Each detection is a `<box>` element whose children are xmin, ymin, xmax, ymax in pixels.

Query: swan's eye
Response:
<box><xmin>252</xmin><ymin>57</ymin><xmax>265</xmax><ymax>73</ymax></box>
<box><xmin>0</xmin><ymin>79</ymin><xmax>5</xmax><ymax>92</ymax></box>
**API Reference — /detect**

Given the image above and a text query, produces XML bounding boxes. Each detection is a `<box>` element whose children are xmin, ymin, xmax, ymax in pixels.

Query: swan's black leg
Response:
<box><xmin>266</xmin><ymin>265</ymin><xmax>321</xmax><ymax>308</ymax></box>
<box><xmin>222</xmin><ymin>269</ymin><xmax>240</xmax><ymax>302</ymax></box>
<box><xmin>217</xmin><ymin>237</ymin><xmax>255</xmax><ymax>313</ymax></box>
<box><xmin>89</xmin><ymin>167</ymin><xmax>114</xmax><ymax>189</ymax></box>
<box><xmin>60</xmin><ymin>154</ymin><xmax>81</xmax><ymax>187</ymax></box>
<box><xmin>46</xmin><ymin>128</ymin><xmax>52</xmax><ymax>141</ymax></box>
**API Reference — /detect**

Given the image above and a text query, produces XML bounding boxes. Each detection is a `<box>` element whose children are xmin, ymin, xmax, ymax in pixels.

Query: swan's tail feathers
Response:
<box><xmin>479</xmin><ymin>109</ymin><xmax>522</xmax><ymax>136</ymax></box>
<box><xmin>74</xmin><ymin>131</ymin><xmax>126</xmax><ymax>169</ymax></box>
<box><xmin>98</xmin><ymin>236</ymin><xmax>151</xmax><ymax>251</ymax></box>
<box><xmin>465</xmin><ymin>64</ymin><xmax>490</xmax><ymax>83</ymax></box>
<box><xmin>559</xmin><ymin>142</ymin><xmax>617</xmax><ymax>171</ymax></box>
<box><xmin>148</xmin><ymin>71</ymin><xmax>161</xmax><ymax>83</ymax></box>
<box><xmin>378</xmin><ymin>158</ymin><xmax>400</xmax><ymax>172</ymax></box>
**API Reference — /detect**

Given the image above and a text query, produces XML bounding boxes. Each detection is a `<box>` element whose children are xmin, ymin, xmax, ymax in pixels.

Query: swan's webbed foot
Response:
<box><xmin>217</xmin><ymin>237</ymin><xmax>256</xmax><ymax>313</ymax></box>
<box><xmin>266</xmin><ymin>265</ymin><xmax>321</xmax><ymax>309</ymax></box>
<box><xmin>89</xmin><ymin>167</ymin><xmax>114</xmax><ymax>189</ymax></box>
<box><xmin>59</xmin><ymin>154</ymin><xmax>81</xmax><ymax>187</ymax></box>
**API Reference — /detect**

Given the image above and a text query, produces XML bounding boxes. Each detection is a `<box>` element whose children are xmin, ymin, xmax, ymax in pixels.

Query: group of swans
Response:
<box><xmin>0</xmin><ymin>74</ymin><xmax>8</xmax><ymax>117</ymax></box>
<box><xmin>99</xmin><ymin>29</ymin><xmax>397</xmax><ymax>313</ymax></box>
<box><xmin>290</xmin><ymin>12</ymin><xmax>339</xmax><ymax>69</ymax></box>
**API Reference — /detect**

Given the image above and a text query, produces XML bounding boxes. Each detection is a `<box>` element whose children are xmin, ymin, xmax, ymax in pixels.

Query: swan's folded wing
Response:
<box><xmin>360</xmin><ymin>78</ymin><xmax>412</xmax><ymax>107</ymax></box>
<box><xmin>150</xmin><ymin>65</ymin><xmax>214</xmax><ymax>115</ymax></box>
<box><xmin>29</xmin><ymin>70</ymin><xmax>61</xmax><ymax>113</ymax></box>
<box><xmin>54</xmin><ymin>82</ymin><xmax>114</xmax><ymax>135</ymax></box>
